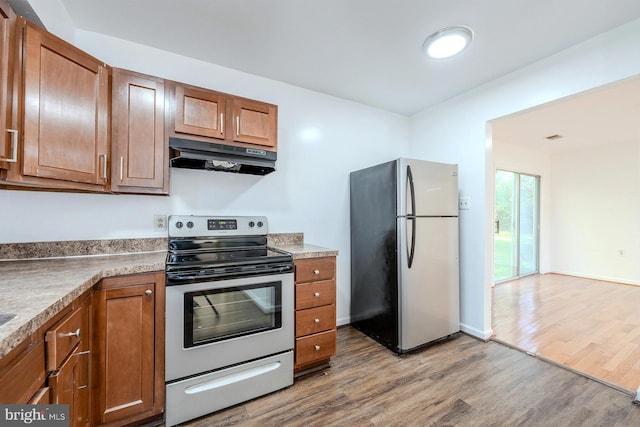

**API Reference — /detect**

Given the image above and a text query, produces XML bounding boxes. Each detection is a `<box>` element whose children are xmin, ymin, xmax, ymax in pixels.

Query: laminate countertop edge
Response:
<box><xmin>0</xmin><ymin>251</ymin><xmax>166</xmax><ymax>360</ymax></box>
<box><xmin>274</xmin><ymin>243</ymin><xmax>339</xmax><ymax>259</ymax></box>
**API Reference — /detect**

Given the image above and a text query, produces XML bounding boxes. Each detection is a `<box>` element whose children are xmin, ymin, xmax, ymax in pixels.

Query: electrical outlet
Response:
<box><xmin>154</xmin><ymin>214</ymin><xmax>167</xmax><ymax>231</ymax></box>
<box><xmin>618</xmin><ymin>249</ymin><xmax>626</xmax><ymax>257</ymax></box>
<box><xmin>459</xmin><ymin>197</ymin><xmax>470</xmax><ymax>210</ymax></box>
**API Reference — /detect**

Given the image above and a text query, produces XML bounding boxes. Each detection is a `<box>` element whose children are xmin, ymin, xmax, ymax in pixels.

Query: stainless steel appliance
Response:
<box><xmin>164</xmin><ymin>215</ymin><xmax>294</xmax><ymax>426</ymax></box>
<box><xmin>350</xmin><ymin>158</ymin><xmax>460</xmax><ymax>354</ymax></box>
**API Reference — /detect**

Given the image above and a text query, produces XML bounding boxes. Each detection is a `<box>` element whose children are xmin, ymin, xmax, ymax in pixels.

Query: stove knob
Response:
<box><xmin>187</xmin><ymin>221</ymin><xmax>194</xmax><ymax>229</ymax></box>
<box><xmin>249</xmin><ymin>221</ymin><xmax>255</xmax><ymax>228</ymax></box>
<box><xmin>257</xmin><ymin>221</ymin><xmax>264</xmax><ymax>227</ymax></box>
<box><xmin>176</xmin><ymin>221</ymin><xmax>183</xmax><ymax>229</ymax></box>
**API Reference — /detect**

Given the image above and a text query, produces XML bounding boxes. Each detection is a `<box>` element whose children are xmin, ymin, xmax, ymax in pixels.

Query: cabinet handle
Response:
<box><xmin>119</xmin><ymin>156</ymin><xmax>124</xmax><ymax>181</ymax></box>
<box><xmin>100</xmin><ymin>154</ymin><xmax>108</xmax><ymax>179</ymax></box>
<box><xmin>314</xmin><ymin>292</ymin><xmax>320</xmax><ymax>297</ymax></box>
<box><xmin>314</xmin><ymin>345</ymin><xmax>321</xmax><ymax>351</ymax></box>
<box><xmin>63</xmin><ymin>328</ymin><xmax>80</xmax><ymax>338</ymax></box>
<box><xmin>313</xmin><ymin>269</ymin><xmax>320</xmax><ymax>275</ymax></box>
<box><xmin>145</xmin><ymin>289</ymin><xmax>153</xmax><ymax>296</ymax></box>
<box><xmin>314</xmin><ymin>318</ymin><xmax>320</xmax><ymax>324</ymax></box>
<box><xmin>75</xmin><ymin>350</ymin><xmax>90</xmax><ymax>390</ymax></box>
<box><xmin>1</xmin><ymin>129</ymin><xmax>18</xmax><ymax>163</ymax></box>
<box><xmin>220</xmin><ymin>113</ymin><xmax>224</xmax><ymax>134</ymax></box>
<box><xmin>236</xmin><ymin>116</ymin><xmax>240</xmax><ymax>136</ymax></box>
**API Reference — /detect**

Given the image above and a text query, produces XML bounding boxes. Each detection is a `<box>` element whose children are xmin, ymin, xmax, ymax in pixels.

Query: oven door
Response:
<box><xmin>166</xmin><ymin>272</ymin><xmax>294</xmax><ymax>382</ymax></box>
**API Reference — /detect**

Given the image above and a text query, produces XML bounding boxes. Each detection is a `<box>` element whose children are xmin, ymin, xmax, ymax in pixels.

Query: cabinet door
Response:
<box><xmin>93</xmin><ymin>273</ymin><xmax>164</xmax><ymax>426</ymax></box>
<box><xmin>174</xmin><ymin>84</ymin><xmax>226</xmax><ymax>139</ymax></box>
<box><xmin>111</xmin><ymin>68</ymin><xmax>167</xmax><ymax>194</ymax></box>
<box><xmin>21</xmin><ymin>20</ymin><xmax>109</xmax><ymax>186</ymax></box>
<box><xmin>49</xmin><ymin>351</ymin><xmax>80</xmax><ymax>426</ymax></box>
<box><xmin>0</xmin><ymin>0</ymin><xmax>16</xmax><ymax>168</ymax></box>
<box><xmin>232</xmin><ymin>98</ymin><xmax>277</xmax><ymax>149</ymax></box>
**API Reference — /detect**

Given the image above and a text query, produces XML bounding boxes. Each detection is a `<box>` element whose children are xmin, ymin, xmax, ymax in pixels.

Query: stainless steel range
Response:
<box><xmin>164</xmin><ymin>215</ymin><xmax>294</xmax><ymax>426</ymax></box>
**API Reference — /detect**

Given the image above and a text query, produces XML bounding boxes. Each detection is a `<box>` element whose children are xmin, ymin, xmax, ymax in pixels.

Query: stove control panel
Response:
<box><xmin>168</xmin><ymin>215</ymin><xmax>268</xmax><ymax>237</ymax></box>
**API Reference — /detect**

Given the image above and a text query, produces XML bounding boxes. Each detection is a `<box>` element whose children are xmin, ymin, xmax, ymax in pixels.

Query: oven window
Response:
<box><xmin>184</xmin><ymin>281</ymin><xmax>282</xmax><ymax>348</ymax></box>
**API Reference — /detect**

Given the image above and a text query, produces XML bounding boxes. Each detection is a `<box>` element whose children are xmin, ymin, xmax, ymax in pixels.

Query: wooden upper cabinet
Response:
<box><xmin>111</xmin><ymin>68</ymin><xmax>168</xmax><ymax>194</ymax></box>
<box><xmin>169</xmin><ymin>82</ymin><xmax>278</xmax><ymax>151</ymax></box>
<box><xmin>232</xmin><ymin>97</ymin><xmax>277</xmax><ymax>149</ymax></box>
<box><xmin>0</xmin><ymin>0</ymin><xmax>16</xmax><ymax>169</ymax></box>
<box><xmin>19</xmin><ymin>19</ymin><xmax>109</xmax><ymax>188</ymax></box>
<box><xmin>174</xmin><ymin>84</ymin><xmax>226</xmax><ymax>139</ymax></box>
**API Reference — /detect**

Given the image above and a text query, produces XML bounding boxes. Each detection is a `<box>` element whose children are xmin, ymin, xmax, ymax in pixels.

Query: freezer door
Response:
<box><xmin>350</xmin><ymin>160</ymin><xmax>400</xmax><ymax>351</ymax></box>
<box><xmin>398</xmin><ymin>216</ymin><xmax>459</xmax><ymax>351</ymax></box>
<box><xmin>398</xmin><ymin>158</ymin><xmax>458</xmax><ymax>217</ymax></box>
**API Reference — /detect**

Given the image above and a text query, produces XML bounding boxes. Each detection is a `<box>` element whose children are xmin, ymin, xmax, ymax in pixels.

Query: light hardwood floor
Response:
<box><xmin>492</xmin><ymin>273</ymin><xmax>640</xmax><ymax>392</ymax></box>
<box><xmin>180</xmin><ymin>326</ymin><xmax>640</xmax><ymax>426</ymax></box>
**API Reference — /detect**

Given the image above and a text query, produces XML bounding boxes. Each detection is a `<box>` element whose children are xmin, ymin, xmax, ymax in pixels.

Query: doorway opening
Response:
<box><xmin>494</xmin><ymin>170</ymin><xmax>539</xmax><ymax>283</ymax></box>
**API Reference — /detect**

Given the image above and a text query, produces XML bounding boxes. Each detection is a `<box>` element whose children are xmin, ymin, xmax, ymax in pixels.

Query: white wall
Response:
<box><xmin>492</xmin><ymin>138</ymin><xmax>552</xmax><ymax>275</ymax></box>
<box><xmin>0</xmin><ymin>29</ymin><xmax>409</xmax><ymax>327</ymax></box>
<box><xmin>550</xmin><ymin>141</ymin><xmax>640</xmax><ymax>284</ymax></box>
<box><xmin>409</xmin><ymin>17</ymin><xmax>640</xmax><ymax>339</ymax></box>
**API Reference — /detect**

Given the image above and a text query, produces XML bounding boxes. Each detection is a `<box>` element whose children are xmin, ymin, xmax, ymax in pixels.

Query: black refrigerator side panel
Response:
<box><xmin>350</xmin><ymin>160</ymin><xmax>399</xmax><ymax>352</ymax></box>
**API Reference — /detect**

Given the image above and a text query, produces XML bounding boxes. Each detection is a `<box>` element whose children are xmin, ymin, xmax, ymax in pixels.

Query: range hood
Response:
<box><xmin>169</xmin><ymin>137</ymin><xmax>276</xmax><ymax>175</ymax></box>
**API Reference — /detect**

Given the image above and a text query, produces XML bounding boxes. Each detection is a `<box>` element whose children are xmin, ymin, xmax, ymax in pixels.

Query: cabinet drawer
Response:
<box><xmin>295</xmin><ymin>330</ymin><xmax>336</xmax><ymax>367</ymax></box>
<box><xmin>46</xmin><ymin>307</ymin><xmax>83</xmax><ymax>371</ymax></box>
<box><xmin>295</xmin><ymin>305</ymin><xmax>336</xmax><ymax>337</ymax></box>
<box><xmin>296</xmin><ymin>279</ymin><xmax>335</xmax><ymax>310</ymax></box>
<box><xmin>0</xmin><ymin>341</ymin><xmax>46</xmax><ymax>404</ymax></box>
<box><xmin>295</xmin><ymin>257</ymin><xmax>335</xmax><ymax>283</ymax></box>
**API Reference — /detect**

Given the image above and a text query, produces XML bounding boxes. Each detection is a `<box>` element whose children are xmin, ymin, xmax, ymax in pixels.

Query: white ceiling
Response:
<box><xmin>492</xmin><ymin>76</ymin><xmax>640</xmax><ymax>152</ymax></box>
<box><xmin>49</xmin><ymin>0</ymin><xmax>640</xmax><ymax>116</ymax></box>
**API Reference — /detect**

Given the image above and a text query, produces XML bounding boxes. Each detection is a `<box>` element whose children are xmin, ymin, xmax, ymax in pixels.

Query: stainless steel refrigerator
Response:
<box><xmin>350</xmin><ymin>158</ymin><xmax>460</xmax><ymax>353</ymax></box>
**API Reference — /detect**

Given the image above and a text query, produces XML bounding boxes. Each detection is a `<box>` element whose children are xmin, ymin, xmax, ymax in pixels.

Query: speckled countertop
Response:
<box><xmin>0</xmin><ymin>251</ymin><xmax>166</xmax><ymax>359</ymax></box>
<box><xmin>0</xmin><ymin>233</ymin><xmax>337</xmax><ymax>361</ymax></box>
<box><xmin>268</xmin><ymin>233</ymin><xmax>338</xmax><ymax>259</ymax></box>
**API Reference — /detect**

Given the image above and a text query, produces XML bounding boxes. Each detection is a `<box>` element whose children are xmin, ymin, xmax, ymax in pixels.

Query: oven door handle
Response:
<box><xmin>184</xmin><ymin>362</ymin><xmax>282</xmax><ymax>395</ymax></box>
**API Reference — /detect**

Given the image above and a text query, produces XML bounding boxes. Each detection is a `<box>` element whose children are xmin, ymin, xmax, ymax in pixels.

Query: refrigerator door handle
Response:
<box><xmin>407</xmin><ymin>165</ymin><xmax>416</xmax><ymax>216</ymax></box>
<box><xmin>407</xmin><ymin>217</ymin><xmax>416</xmax><ymax>268</ymax></box>
<box><xmin>406</xmin><ymin>165</ymin><xmax>417</xmax><ymax>268</ymax></box>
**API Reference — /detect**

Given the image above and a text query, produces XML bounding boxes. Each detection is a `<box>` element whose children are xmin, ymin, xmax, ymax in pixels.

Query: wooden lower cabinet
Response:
<box><xmin>294</xmin><ymin>256</ymin><xmax>337</xmax><ymax>373</ymax></box>
<box><xmin>47</xmin><ymin>293</ymin><xmax>91</xmax><ymax>427</ymax></box>
<box><xmin>92</xmin><ymin>272</ymin><xmax>165</xmax><ymax>426</ymax></box>
<box><xmin>0</xmin><ymin>340</ymin><xmax>46</xmax><ymax>404</ymax></box>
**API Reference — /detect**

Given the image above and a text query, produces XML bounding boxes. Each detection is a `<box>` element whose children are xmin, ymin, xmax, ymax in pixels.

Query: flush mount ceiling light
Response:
<box><xmin>423</xmin><ymin>26</ymin><xmax>473</xmax><ymax>59</ymax></box>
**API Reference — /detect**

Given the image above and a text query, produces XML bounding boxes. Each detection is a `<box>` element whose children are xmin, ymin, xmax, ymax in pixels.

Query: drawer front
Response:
<box><xmin>295</xmin><ymin>305</ymin><xmax>336</xmax><ymax>337</ymax></box>
<box><xmin>0</xmin><ymin>341</ymin><xmax>46</xmax><ymax>404</ymax></box>
<box><xmin>295</xmin><ymin>329</ymin><xmax>336</xmax><ymax>367</ymax></box>
<box><xmin>295</xmin><ymin>257</ymin><xmax>335</xmax><ymax>283</ymax></box>
<box><xmin>46</xmin><ymin>307</ymin><xmax>83</xmax><ymax>371</ymax></box>
<box><xmin>296</xmin><ymin>279</ymin><xmax>335</xmax><ymax>310</ymax></box>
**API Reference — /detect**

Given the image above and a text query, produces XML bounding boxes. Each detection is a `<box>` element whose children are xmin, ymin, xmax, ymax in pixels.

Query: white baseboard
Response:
<box><xmin>337</xmin><ymin>316</ymin><xmax>350</xmax><ymax>327</ymax></box>
<box><xmin>460</xmin><ymin>323</ymin><xmax>493</xmax><ymax>340</ymax></box>
<box><xmin>549</xmin><ymin>271</ymin><xmax>640</xmax><ymax>287</ymax></box>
